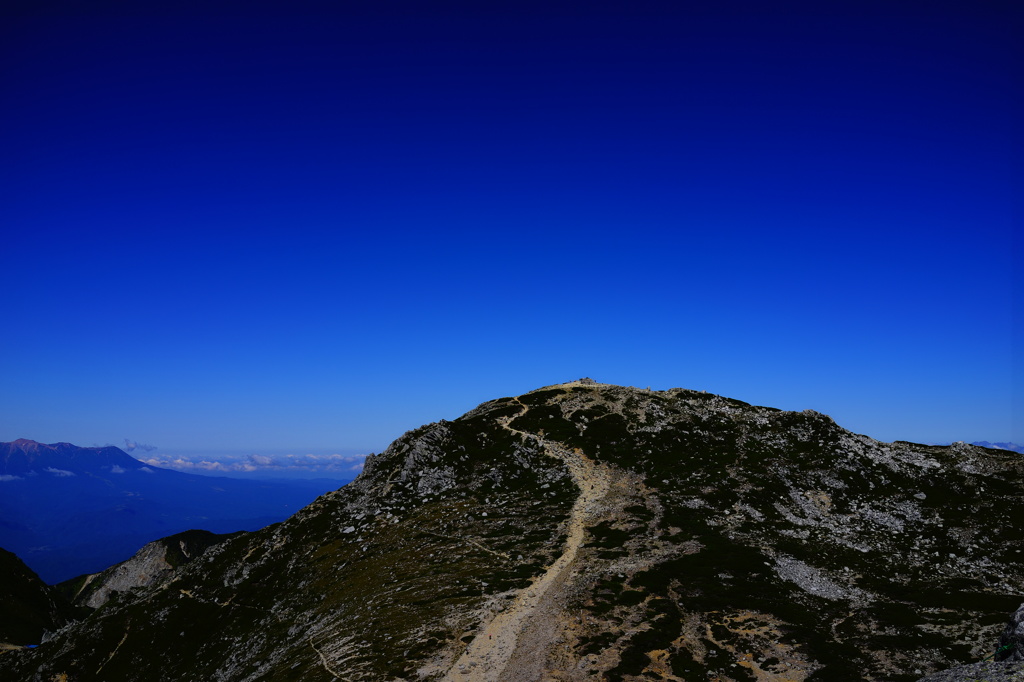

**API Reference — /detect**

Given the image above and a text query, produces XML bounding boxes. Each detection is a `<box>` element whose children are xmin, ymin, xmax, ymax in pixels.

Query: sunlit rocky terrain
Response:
<box><xmin>1</xmin><ymin>380</ymin><xmax>1021</xmax><ymax>681</ymax></box>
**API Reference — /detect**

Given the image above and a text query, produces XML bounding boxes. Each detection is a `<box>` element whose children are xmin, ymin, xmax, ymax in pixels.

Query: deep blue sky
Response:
<box><xmin>2</xmin><ymin>1</ymin><xmax>1020</xmax><ymax>474</ymax></box>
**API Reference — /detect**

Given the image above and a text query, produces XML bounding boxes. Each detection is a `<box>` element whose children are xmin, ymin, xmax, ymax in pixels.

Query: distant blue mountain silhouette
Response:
<box><xmin>970</xmin><ymin>441</ymin><xmax>1024</xmax><ymax>454</ymax></box>
<box><xmin>0</xmin><ymin>440</ymin><xmax>351</xmax><ymax>583</ymax></box>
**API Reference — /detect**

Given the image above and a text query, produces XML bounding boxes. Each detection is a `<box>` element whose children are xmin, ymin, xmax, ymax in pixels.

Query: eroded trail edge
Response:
<box><xmin>442</xmin><ymin>398</ymin><xmax>612</xmax><ymax>681</ymax></box>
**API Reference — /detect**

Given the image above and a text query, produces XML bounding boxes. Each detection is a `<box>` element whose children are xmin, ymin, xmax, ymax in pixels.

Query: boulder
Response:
<box><xmin>997</xmin><ymin>603</ymin><xmax>1024</xmax><ymax>662</ymax></box>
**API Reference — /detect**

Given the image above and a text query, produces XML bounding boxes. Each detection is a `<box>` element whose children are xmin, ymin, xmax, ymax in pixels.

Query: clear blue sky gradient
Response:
<box><xmin>2</xmin><ymin>1</ymin><xmax>1020</xmax><ymax>464</ymax></box>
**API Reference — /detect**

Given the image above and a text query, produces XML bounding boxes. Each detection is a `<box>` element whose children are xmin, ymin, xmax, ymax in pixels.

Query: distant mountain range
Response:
<box><xmin>1</xmin><ymin>382</ymin><xmax>1020</xmax><ymax>681</ymax></box>
<box><xmin>0</xmin><ymin>439</ymin><xmax>350</xmax><ymax>583</ymax></box>
<box><xmin>970</xmin><ymin>441</ymin><xmax>1024</xmax><ymax>454</ymax></box>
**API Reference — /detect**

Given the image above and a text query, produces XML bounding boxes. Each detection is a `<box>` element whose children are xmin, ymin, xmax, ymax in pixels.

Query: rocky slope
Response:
<box><xmin>57</xmin><ymin>530</ymin><xmax>240</xmax><ymax>610</ymax></box>
<box><xmin>914</xmin><ymin>605</ymin><xmax>1024</xmax><ymax>681</ymax></box>
<box><xmin>915</xmin><ymin>661</ymin><xmax>1024</xmax><ymax>681</ymax></box>
<box><xmin>0</xmin><ymin>381</ymin><xmax>1021</xmax><ymax>681</ymax></box>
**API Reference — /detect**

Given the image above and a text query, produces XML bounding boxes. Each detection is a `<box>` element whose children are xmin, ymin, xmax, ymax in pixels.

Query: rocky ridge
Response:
<box><xmin>0</xmin><ymin>381</ymin><xmax>1021</xmax><ymax>681</ymax></box>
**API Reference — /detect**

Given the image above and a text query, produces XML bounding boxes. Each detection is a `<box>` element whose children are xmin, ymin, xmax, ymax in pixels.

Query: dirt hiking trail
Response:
<box><xmin>442</xmin><ymin>397</ymin><xmax>612</xmax><ymax>681</ymax></box>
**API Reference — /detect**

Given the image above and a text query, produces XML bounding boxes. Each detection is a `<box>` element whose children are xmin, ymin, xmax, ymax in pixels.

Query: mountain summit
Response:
<box><xmin>1</xmin><ymin>382</ymin><xmax>1021</xmax><ymax>681</ymax></box>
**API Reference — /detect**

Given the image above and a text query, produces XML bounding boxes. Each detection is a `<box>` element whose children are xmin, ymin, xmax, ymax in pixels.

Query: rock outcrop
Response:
<box><xmin>58</xmin><ymin>530</ymin><xmax>239</xmax><ymax>609</ymax></box>
<box><xmin>998</xmin><ymin>603</ymin><xmax>1024</xmax><ymax>662</ymax></box>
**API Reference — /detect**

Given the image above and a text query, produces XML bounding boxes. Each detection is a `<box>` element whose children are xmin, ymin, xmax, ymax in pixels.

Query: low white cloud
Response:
<box><xmin>139</xmin><ymin>467</ymin><xmax>155</xmax><ymax>473</ymax></box>
<box><xmin>139</xmin><ymin>452</ymin><xmax>368</xmax><ymax>477</ymax></box>
<box><xmin>45</xmin><ymin>467</ymin><xmax>76</xmax><ymax>477</ymax></box>
<box><xmin>139</xmin><ymin>457</ymin><xmax>239</xmax><ymax>473</ymax></box>
<box><xmin>124</xmin><ymin>439</ymin><xmax>158</xmax><ymax>453</ymax></box>
<box><xmin>0</xmin><ymin>474</ymin><xmax>22</xmax><ymax>482</ymax></box>
<box><xmin>110</xmin><ymin>465</ymin><xmax>126</xmax><ymax>474</ymax></box>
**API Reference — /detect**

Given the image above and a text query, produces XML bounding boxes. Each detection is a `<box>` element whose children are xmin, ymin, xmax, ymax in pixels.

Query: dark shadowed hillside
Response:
<box><xmin>0</xmin><ymin>548</ymin><xmax>79</xmax><ymax>647</ymax></box>
<box><xmin>0</xmin><ymin>382</ymin><xmax>1020</xmax><ymax>681</ymax></box>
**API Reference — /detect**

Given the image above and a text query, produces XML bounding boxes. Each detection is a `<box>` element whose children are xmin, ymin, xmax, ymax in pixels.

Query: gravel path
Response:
<box><xmin>442</xmin><ymin>399</ymin><xmax>612</xmax><ymax>681</ymax></box>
